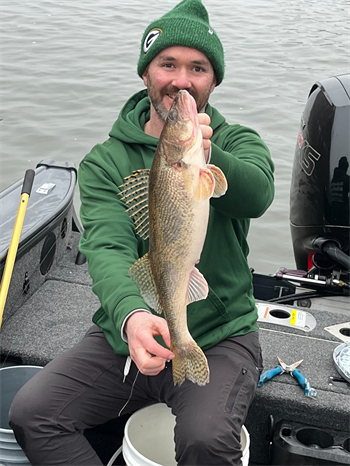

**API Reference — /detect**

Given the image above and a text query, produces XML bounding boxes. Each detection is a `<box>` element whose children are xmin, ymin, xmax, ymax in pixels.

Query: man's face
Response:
<box><xmin>142</xmin><ymin>46</ymin><xmax>217</xmax><ymax>122</ymax></box>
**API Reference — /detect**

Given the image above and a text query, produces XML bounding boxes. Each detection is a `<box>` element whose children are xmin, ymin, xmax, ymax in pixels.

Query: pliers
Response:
<box><xmin>258</xmin><ymin>357</ymin><xmax>317</xmax><ymax>397</ymax></box>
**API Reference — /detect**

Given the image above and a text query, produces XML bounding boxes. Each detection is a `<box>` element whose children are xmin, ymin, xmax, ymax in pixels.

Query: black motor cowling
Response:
<box><xmin>290</xmin><ymin>74</ymin><xmax>350</xmax><ymax>273</ymax></box>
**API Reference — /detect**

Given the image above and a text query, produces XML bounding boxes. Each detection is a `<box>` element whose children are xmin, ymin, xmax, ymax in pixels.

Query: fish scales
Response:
<box><xmin>150</xmin><ymin>167</ymin><xmax>190</xmax><ymax>250</ymax></box>
<box><xmin>122</xmin><ymin>90</ymin><xmax>228</xmax><ymax>386</ymax></box>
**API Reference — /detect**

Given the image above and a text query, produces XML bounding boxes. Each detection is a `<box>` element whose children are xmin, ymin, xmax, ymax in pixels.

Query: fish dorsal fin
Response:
<box><xmin>119</xmin><ymin>169</ymin><xmax>150</xmax><ymax>240</ymax></box>
<box><xmin>129</xmin><ymin>253</ymin><xmax>163</xmax><ymax>314</ymax></box>
<box><xmin>206</xmin><ymin>164</ymin><xmax>228</xmax><ymax>198</ymax></box>
<box><xmin>195</xmin><ymin>167</ymin><xmax>215</xmax><ymax>200</ymax></box>
<box><xmin>186</xmin><ymin>267</ymin><xmax>209</xmax><ymax>305</ymax></box>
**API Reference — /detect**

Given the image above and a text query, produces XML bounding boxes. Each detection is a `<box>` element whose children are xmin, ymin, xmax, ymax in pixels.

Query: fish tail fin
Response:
<box><xmin>171</xmin><ymin>342</ymin><xmax>210</xmax><ymax>387</ymax></box>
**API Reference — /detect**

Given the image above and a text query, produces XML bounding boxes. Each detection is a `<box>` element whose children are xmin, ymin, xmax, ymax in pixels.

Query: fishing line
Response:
<box><xmin>118</xmin><ymin>368</ymin><xmax>140</xmax><ymax>417</ymax></box>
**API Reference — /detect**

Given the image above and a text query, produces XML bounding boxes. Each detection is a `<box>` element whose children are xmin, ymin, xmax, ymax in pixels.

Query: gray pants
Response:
<box><xmin>9</xmin><ymin>325</ymin><xmax>263</xmax><ymax>466</ymax></box>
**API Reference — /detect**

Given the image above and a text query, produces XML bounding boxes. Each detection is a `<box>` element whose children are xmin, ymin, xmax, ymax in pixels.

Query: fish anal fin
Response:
<box><xmin>206</xmin><ymin>164</ymin><xmax>228</xmax><ymax>198</ymax></box>
<box><xmin>186</xmin><ymin>267</ymin><xmax>208</xmax><ymax>305</ymax></box>
<box><xmin>195</xmin><ymin>167</ymin><xmax>215</xmax><ymax>200</ymax></box>
<box><xmin>129</xmin><ymin>253</ymin><xmax>162</xmax><ymax>314</ymax></box>
<box><xmin>171</xmin><ymin>341</ymin><xmax>210</xmax><ymax>386</ymax></box>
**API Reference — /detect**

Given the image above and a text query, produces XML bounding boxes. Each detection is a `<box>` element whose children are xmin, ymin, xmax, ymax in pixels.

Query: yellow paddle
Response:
<box><xmin>0</xmin><ymin>169</ymin><xmax>35</xmax><ymax>328</ymax></box>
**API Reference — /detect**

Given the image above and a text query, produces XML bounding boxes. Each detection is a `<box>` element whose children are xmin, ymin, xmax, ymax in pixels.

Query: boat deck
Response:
<box><xmin>1</xmin><ymin>228</ymin><xmax>349</xmax><ymax>465</ymax></box>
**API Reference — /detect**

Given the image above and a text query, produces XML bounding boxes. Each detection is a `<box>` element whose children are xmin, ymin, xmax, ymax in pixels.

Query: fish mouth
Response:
<box><xmin>163</xmin><ymin>90</ymin><xmax>199</xmax><ymax>145</ymax></box>
<box><xmin>165</xmin><ymin>90</ymin><xmax>198</xmax><ymax>118</ymax></box>
<box><xmin>178</xmin><ymin>90</ymin><xmax>198</xmax><ymax>118</ymax></box>
<box><xmin>180</xmin><ymin>90</ymin><xmax>192</xmax><ymax>106</ymax></box>
<box><xmin>179</xmin><ymin>92</ymin><xmax>200</xmax><ymax>140</ymax></box>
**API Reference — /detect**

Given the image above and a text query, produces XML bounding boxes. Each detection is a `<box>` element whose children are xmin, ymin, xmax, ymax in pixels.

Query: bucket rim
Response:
<box><xmin>0</xmin><ymin>427</ymin><xmax>16</xmax><ymax>435</ymax></box>
<box><xmin>241</xmin><ymin>424</ymin><xmax>250</xmax><ymax>454</ymax></box>
<box><xmin>0</xmin><ymin>365</ymin><xmax>43</xmax><ymax>372</ymax></box>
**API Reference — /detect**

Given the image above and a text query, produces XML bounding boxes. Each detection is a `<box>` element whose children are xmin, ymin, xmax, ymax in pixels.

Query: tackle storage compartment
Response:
<box><xmin>0</xmin><ymin>160</ymin><xmax>81</xmax><ymax>323</ymax></box>
<box><xmin>0</xmin><ymin>160</ymin><xmax>79</xmax><ymax>264</ymax></box>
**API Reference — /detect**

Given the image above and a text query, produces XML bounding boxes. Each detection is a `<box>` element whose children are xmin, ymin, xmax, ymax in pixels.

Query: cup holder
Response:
<box><xmin>339</xmin><ymin>327</ymin><xmax>350</xmax><ymax>337</ymax></box>
<box><xmin>269</xmin><ymin>309</ymin><xmax>290</xmax><ymax>319</ymax></box>
<box><xmin>296</xmin><ymin>428</ymin><xmax>334</xmax><ymax>449</ymax></box>
<box><xmin>281</xmin><ymin>427</ymin><xmax>292</xmax><ymax>437</ymax></box>
<box><xmin>344</xmin><ymin>437</ymin><xmax>350</xmax><ymax>452</ymax></box>
<box><xmin>271</xmin><ymin>421</ymin><xmax>350</xmax><ymax>465</ymax></box>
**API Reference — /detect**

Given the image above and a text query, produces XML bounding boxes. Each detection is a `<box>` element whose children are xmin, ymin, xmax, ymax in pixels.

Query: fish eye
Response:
<box><xmin>170</xmin><ymin>160</ymin><xmax>182</xmax><ymax>171</ymax></box>
<box><xmin>167</xmin><ymin>108</ymin><xmax>178</xmax><ymax>122</ymax></box>
<box><xmin>172</xmin><ymin>161</ymin><xmax>188</xmax><ymax>170</ymax></box>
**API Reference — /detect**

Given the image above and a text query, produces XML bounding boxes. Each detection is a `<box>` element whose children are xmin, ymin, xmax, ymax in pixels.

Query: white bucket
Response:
<box><xmin>121</xmin><ymin>403</ymin><xmax>250</xmax><ymax>466</ymax></box>
<box><xmin>0</xmin><ymin>365</ymin><xmax>42</xmax><ymax>466</ymax></box>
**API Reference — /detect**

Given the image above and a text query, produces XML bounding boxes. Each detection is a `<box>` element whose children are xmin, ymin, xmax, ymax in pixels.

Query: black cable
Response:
<box><xmin>268</xmin><ymin>291</ymin><xmax>325</xmax><ymax>304</ymax></box>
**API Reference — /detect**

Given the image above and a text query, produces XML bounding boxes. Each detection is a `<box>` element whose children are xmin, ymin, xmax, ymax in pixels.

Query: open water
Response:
<box><xmin>1</xmin><ymin>0</ymin><xmax>349</xmax><ymax>273</ymax></box>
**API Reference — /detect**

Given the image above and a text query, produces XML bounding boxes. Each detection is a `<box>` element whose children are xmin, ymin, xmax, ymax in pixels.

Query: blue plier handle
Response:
<box><xmin>258</xmin><ymin>365</ymin><xmax>283</xmax><ymax>386</ymax></box>
<box><xmin>291</xmin><ymin>368</ymin><xmax>317</xmax><ymax>397</ymax></box>
<box><xmin>258</xmin><ymin>357</ymin><xmax>317</xmax><ymax>397</ymax></box>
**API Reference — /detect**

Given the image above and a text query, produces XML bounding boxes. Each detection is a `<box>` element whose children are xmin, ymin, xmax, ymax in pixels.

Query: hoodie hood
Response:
<box><xmin>109</xmin><ymin>89</ymin><xmax>156</xmax><ymax>146</ymax></box>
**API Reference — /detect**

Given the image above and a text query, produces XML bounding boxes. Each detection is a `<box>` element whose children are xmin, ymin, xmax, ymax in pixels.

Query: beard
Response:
<box><xmin>146</xmin><ymin>74</ymin><xmax>214</xmax><ymax>122</ymax></box>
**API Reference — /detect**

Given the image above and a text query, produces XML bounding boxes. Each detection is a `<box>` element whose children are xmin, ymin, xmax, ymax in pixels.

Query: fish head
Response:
<box><xmin>159</xmin><ymin>90</ymin><xmax>204</xmax><ymax>168</ymax></box>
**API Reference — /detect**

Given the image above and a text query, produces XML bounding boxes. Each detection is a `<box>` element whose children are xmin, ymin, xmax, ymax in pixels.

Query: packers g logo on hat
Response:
<box><xmin>143</xmin><ymin>28</ymin><xmax>162</xmax><ymax>53</ymax></box>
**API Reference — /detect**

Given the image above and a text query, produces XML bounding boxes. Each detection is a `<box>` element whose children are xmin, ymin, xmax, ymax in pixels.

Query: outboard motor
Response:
<box><xmin>290</xmin><ymin>74</ymin><xmax>350</xmax><ymax>288</ymax></box>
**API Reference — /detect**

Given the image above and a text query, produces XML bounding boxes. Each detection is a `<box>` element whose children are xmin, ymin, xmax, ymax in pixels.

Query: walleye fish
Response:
<box><xmin>120</xmin><ymin>90</ymin><xmax>227</xmax><ymax>386</ymax></box>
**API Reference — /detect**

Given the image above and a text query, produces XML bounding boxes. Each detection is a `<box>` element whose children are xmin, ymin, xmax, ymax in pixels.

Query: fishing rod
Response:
<box><xmin>0</xmin><ymin>169</ymin><xmax>35</xmax><ymax>328</ymax></box>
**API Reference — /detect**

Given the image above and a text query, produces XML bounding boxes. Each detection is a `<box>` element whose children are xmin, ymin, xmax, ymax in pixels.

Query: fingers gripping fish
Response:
<box><xmin>120</xmin><ymin>90</ymin><xmax>227</xmax><ymax>386</ymax></box>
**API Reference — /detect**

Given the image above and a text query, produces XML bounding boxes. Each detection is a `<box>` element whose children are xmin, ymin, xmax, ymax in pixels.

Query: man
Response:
<box><xmin>10</xmin><ymin>1</ymin><xmax>274</xmax><ymax>464</ymax></box>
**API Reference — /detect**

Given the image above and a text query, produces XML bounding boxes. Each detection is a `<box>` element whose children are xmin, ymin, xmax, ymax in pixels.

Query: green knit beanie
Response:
<box><xmin>137</xmin><ymin>0</ymin><xmax>225</xmax><ymax>86</ymax></box>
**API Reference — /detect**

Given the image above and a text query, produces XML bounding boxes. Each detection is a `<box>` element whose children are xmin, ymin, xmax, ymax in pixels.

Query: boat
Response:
<box><xmin>0</xmin><ymin>74</ymin><xmax>349</xmax><ymax>465</ymax></box>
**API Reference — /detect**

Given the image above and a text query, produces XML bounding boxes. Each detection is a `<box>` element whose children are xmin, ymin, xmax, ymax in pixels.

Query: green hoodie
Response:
<box><xmin>78</xmin><ymin>89</ymin><xmax>274</xmax><ymax>356</ymax></box>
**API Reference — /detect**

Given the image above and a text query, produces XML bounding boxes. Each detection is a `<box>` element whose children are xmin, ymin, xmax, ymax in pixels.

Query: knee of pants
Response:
<box><xmin>175</xmin><ymin>413</ymin><xmax>242</xmax><ymax>458</ymax></box>
<box><xmin>9</xmin><ymin>381</ymin><xmax>48</xmax><ymax>446</ymax></box>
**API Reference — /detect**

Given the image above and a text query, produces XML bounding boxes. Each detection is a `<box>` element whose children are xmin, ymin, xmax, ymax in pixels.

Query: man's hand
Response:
<box><xmin>198</xmin><ymin>113</ymin><xmax>213</xmax><ymax>163</ymax></box>
<box><xmin>124</xmin><ymin>311</ymin><xmax>175</xmax><ymax>376</ymax></box>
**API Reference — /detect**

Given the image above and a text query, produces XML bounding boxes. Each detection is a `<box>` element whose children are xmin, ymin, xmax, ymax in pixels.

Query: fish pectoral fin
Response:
<box><xmin>195</xmin><ymin>167</ymin><xmax>216</xmax><ymax>200</ymax></box>
<box><xmin>186</xmin><ymin>267</ymin><xmax>209</xmax><ymax>305</ymax></box>
<box><xmin>119</xmin><ymin>169</ymin><xmax>150</xmax><ymax>240</ymax></box>
<box><xmin>129</xmin><ymin>253</ymin><xmax>162</xmax><ymax>314</ymax></box>
<box><xmin>206</xmin><ymin>164</ymin><xmax>228</xmax><ymax>198</ymax></box>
